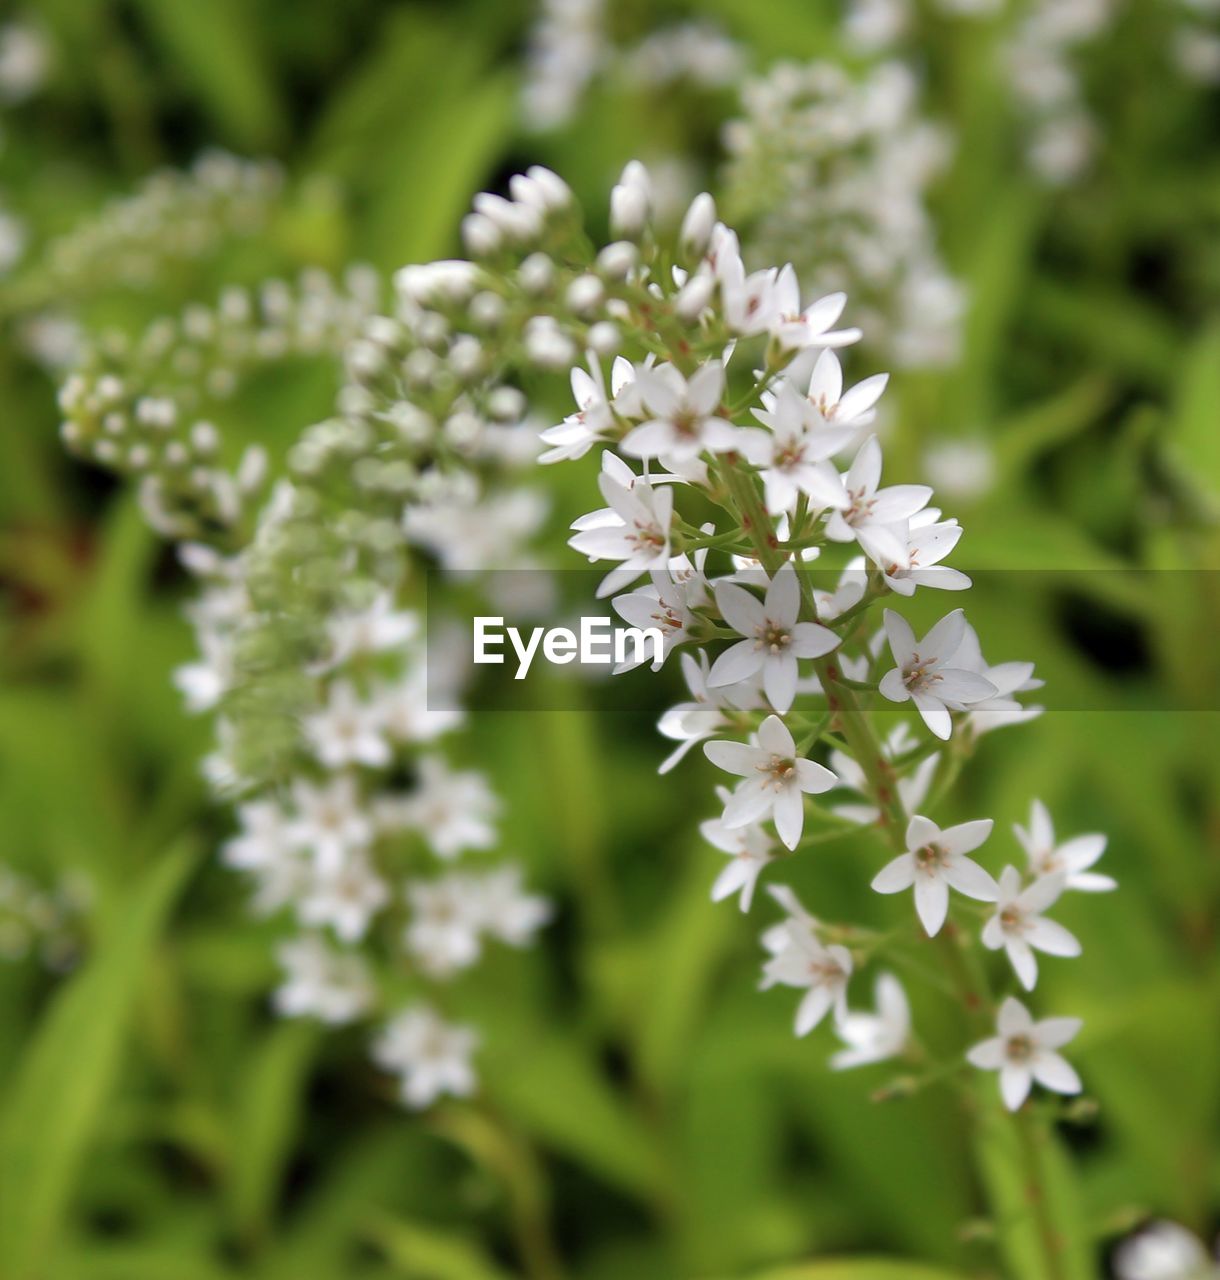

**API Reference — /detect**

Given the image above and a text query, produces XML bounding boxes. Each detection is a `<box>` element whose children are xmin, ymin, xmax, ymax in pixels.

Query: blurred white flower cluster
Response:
<box><xmin>722</xmin><ymin>60</ymin><xmax>963</xmax><ymax>369</ymax></box>
<box><xmin>521</xmin><ymin>0</ymin><xmax>742</xmax><ymax>130</ymax></box>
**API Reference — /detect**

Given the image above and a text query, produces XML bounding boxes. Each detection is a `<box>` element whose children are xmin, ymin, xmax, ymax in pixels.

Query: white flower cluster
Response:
<box><xmin>0</xmin><ymin>862</ymin><xmax>90</xmax><ymax>970</ymax></box>
<box><xmin>841</xmin><ymin>0</ymin><xmax>1113</xmax><ymax>186</ymax></box>
<box><xmin>57</xmin><ymin>266</ymin><xmax>381</xmax><ymax>537</ymax></box>
<box><xmin>722</xmin><ymin>60</ymin><xmax>963</xmax><ymax>368</ymax></box>
<box><xmin>1002</xmin><ymin>0</ymin><xmax>1114</xmax><ymax>184</ymax></box>
<box><xmin>521</xmin><ymin>0</ymin><xmax>742</xmax><ymax>130</ymax></box>
<box><xmin>33</xmin><ymin>152</ymin><xmax>285</xmax><ymax>297</ymax></box>
<box><xmin>59</xmin><ymin>230</ymin><xmax>570</xmax><ymax>1107</ymax></box>
<box><xmin>483</xmin><ymin>158</ymin><xmax>1114</xmax><ymax>1115</ymax></box>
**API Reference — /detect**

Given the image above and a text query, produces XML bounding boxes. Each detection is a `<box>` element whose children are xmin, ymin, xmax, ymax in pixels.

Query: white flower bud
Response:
<box><xmin>587</xmin><ymin>321</ymin><xmax>620</xmax><ymax>355</ymax></box>
<box><xmin>597</xmin><ymin>241</ymin><xmax>637</xmax><ymax>280</ymax></box>
<box><xmin>519</xmin><ymin>253</ymin><xmax>555</xmax><ymax>295</ymax></box>
<box><xmin>190</xmin><ymin>421</ymin><xmax>220</xmax><ymax>454</ymax></box>
<box><xmin>680</xmin><ymin>192</ymin><xmax>717</xmax><ymax>261</ymax></box>
<box><xmin>525</xmin><ymin>165</ymin><xmax>572</xmax><ymax>210</ymax></box>
<box><xmin>461</xmin><ymin>212</ymin><xmax>501</xmax><ymax>257</ymax></box>
<box><xmin>448</xmin><ymin>335</ymin><xmax>484</xmax><ymax>378</ymax></box>
<box><xmin>565</xmin><ymin>274</ymin><xmax>604</xmax><ymax>315</ymax></box>
<box><xmin>675</xmin><ymin>271</ymin><xmax>716</xmax><ymax>322</ymax></box>
<box><xmin>487</xmin><ymin>386</ymin><xmax>525</xmax><ymax>420</ymax></box>
<box><xmin>469</xmin><ymin>291</ymin><xmax>506</xmax><ymax>328</ymax></box>
<box><xmin>610</xmin><ymin>182</ymin><xmax>649</xmax><ymax>239</ymax></box>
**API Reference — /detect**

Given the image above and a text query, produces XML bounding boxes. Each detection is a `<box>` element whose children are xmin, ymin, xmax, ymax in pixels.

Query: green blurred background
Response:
<box><xmin>0</xmin><ymin>2</ymin><xmax>1218</xmax><ymax>1278</ymax></box>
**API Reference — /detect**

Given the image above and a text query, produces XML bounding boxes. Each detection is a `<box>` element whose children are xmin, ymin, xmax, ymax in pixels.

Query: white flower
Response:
<box><xmin>173</xmin><ymin>630</ymin><xmax>232</xmax><ymax>713</ymax></box>
<box><xmin>472</xmin><ymin>864</ymin><xmax>552</xmax><ymax>946</ymax></box>
<box><xmin>288</xmin><ymin>774</ymin><xmax>374</xmax><ymax>873</ymax></box>
<box><xmin>326</xmin><ymin>595</ymin><xmax>418</xmax><ymax>664</ymax></box>
<box><xmin>825</xmin><ymin>436</ymin><xmax>933</xmax><ymax>567</ymax></box>
<box><xmin>403</xmin><ymin>757</ymin><xmax>499</xmax><ymax>858</ymax></box>
<box><xmin>303</xmin><ymin>680</ymin><xmax>391</xmax><ymax>769</ymax></box>
<box><xmin>769</xmin><ymin>273</ymin><xmax>863</xmax><ymax>351</ymax></box>
<box><xmin>373</xmin><ymin>1005</ymin><xmax>478</xmax><ymax>1109</ymax></box>
<box><xmin>831</xmin><ymin>972</ymin><xmax>911</xmax><ymax>1069</ymax></box>
<box><xmin>708</xmin><ymin>565</ymin><xmax>840</xmax><ymax>713</ymax></box>
<box><xmin>1014</xmin><ymin>799</ymin><xmax>1115</xmax><ymax>893</ymax></box>
<box><xmin>871</xmin><ymin>813</ymin><xmax>998</xmax><ymax>936</ymax></box>
<box><xmin>966</xmin><ymin>996</ymin><xmax>1082</xmax><ymax>1111</ymax></box>
<box><xmin>620</xmin><ymin>361</ymin><xmax>737</xmax><ymax>462</ymax></box>
<box><xmin>376</xmin><ymin>668</ymin><xmax>464</xmax><ymax>744</ymax></box>
<box><xmin>273</xmin><ymin>935</ymin><xmax>372</xmax><ymax>1025</ymax></box>
<box><xmin>704</xmin><ymin>713</ymin><xmax>838</xmax><ymax>850</ymax></box>
<box><xmin>568</xmin><ymin>464</ymin><xmax>674</xmax><ymax>597</ymax></box>
<box><xmin>539</xmin><ymin>355</ymin><xmax>619</xmax><ymax>463</ymax></box>
<box><xmin>802</xmin><ymin>348</ymin><xmax>888</xmax><ymax>427</ymax></box>
<box><xmin>611</xmin><ymin>566</ymin><xmax>701</xmax><ymax>670</ymax></box>
<box><xmin>879</xmin><ymin>517</ymin><xmax>972</xmax><ymax>596</ymax></box>
<box><xmin>878</xmin><ymin>608</ymin><xmax>997</xmax><ymax>740</ymax></box>
<box><xmin>761</xmin><ymin>917</ymin><xmax>853</xmax><ymax>1035</ymax></box>
<box><xmin>405</xmin><ymin>873</ymin><xmax>486</xmax><ymax>975</ymax></box>
<box><xmin>741</xmin><ymin>380</ymin><xmax>852</xmax><ymax>515</ymax></box>
<box><xmin>701</xmin><ymin>786</ymin><xmax>776</xmax><ymax>911</ymax></box>
<box><xmin>658</xmin><ymin>651</ymin><xmax>761</xmax><ymax>773</ymax></box>
<box><xmin>298</xmin><ymin>852</ymin><xmax>389</xmax><ymax>943</ymax></box>
<box><xmin>982</xmin><ymin>867</ymin><xmax>1081</xmax><ymax>990</ymax></box>
<box><xmin>720</xmin><ymin>258</ymin><xmax>784</xmax><ymax>336</ymax></box>
<box><xmin>1114</xmin><ymin>1221</ymin><xmax>1218</xmax><ymax>1280</ymax></box>
<box><xmin>954</xmin><ymin>622</ymin><xmax>1044</xmax><ymax>737</ymax></box>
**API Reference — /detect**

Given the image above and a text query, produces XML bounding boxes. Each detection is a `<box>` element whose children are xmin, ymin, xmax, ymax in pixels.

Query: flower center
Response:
<box><xmin>755</xmin><ymin>621</ymin><xmax>792</xmax><ymax>654</ymax></box>
<box><xmin>914</xmin><ymin>842</ymin><xmax>949</xmax><ymax>874</ymax></box>
<box><xmin>903</xmin><ymin>652</ymin><xmax>941</xmax><ymax>693</ymax></box>
<box><xmin>1005</xmin><ymin>1033</ymin><xmax>1034</xmax><ymax>1063</ymax></box>
<box><xmin>755</xmin><ymin>753</ymin><xmax>796</xmax><ymax>791</ymax></box>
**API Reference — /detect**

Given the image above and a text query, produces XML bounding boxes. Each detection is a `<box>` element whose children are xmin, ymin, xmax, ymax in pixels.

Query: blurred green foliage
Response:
<box><xmin>0</xmin><ymin>2</ymin><xmax>1218</xmax><ymax>1278</ymax></box>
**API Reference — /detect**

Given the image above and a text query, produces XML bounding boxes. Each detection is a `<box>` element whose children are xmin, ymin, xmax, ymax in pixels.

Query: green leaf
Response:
<box><xmin>363</xmin><ymin>1212</ymin><xmax>519</xmax><ymax>1280</ymax></box>
<box><xmin>226</xmin><ymin>1019</ymin><xmax>321</xmax><ymax>1241</ymax></box>
<box><xmin>0</xmin><ymin>841</ymin><xmax>198</xmax><ymax>1280</ymax></box>
<box><xmin>128</xmin><ymin>0</ymin><xmax>283</xmax><ymax>147</ymax></box>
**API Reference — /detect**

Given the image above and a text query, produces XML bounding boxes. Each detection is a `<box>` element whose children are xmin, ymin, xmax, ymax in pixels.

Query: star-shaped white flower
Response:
<box><xmin>981</xmin><ymin>866</ymin><xmax>1082</xmax><ymax>990</ymax></box>
<box><xmin>658</xmin><ymin>651</ymin><xmax>761</xmax><ymax>774</ymax></box>
<box><xmin>621</xmin><ymin>360</ymin><xmax>737</xmax><ymax>462</ymax></box>
<box><xmin>303</xmin><ymin>680</ymin><xmax>391</xmax><ymax>770</ymax></box>
<box><xmin>1014</xmin><ymin>799</ymin><xmax>1115</xmax><ymax>893</ymax></box>
<box><xmin>802</xmin><ymin>348</ymin><xmax>888</xmax><ymax>427</ymax></box>
<box><xmin>288</xmin><ymin>774</ymin><xmax>374</xmax><ymax>874</ymax></box>
<box><xmin>708</xmin><ymin>565</ymin><xmax>840</xmax><ymax>713</ymax></box>
<box><xmin>701</xmin><ymin>786</ymin><xmax>776</xmax><ymax>911</ymax></box>
<box><xmin>871</xmin><ymin>813</ymin><xmax>998</xmax><ymax>936</ymax></box>
<box><xmin>762</xmin><ymin>918</ymin><xmax>853</xmax><ymax>1035</ymax></box>
<box><xmin>878</xmin><ymin>608</ymin><xmax>997</xmax><ymax>740</ymax></box>
<box><xmin>372</xmin><ymin>1005</ymin><xmax>478</xmax><ymax>1109</ymax></box>
<box><xmin>568</xmin><ymin>463</ymin><xmax>674</xmax><ymax>598</ymax></box>
<box><xmin>824</xmin><ymin>436</ymin><xmax>932</xmax><ymax>568</ymax></box>
<box><xmin>704</xmin><ymin>713</ymin><xmax>838</xmax><ymax>850</ymax></box>
<box><xmin>769</xmin><ymin>271</ymin><xmax>863</xmax><ymax>351</ymax></box>
<box><xmin>879</xmin><ymin>515</ymin><xmax>972</xmax><ymax>597</ymax></box>
<box><xmin>741</xmin><ymin>379</ymin><xmax>852</xmax><ymax>515</ymax></box>
<box><xmin>831</xmin><ymin>972</ymin><xmax>911</xmax><ymax>1070</ymax></box>
<box><xmin>966</xmin><ymin>996</ymin><xmax>1082</xmax><ymax>1111</ymax></box>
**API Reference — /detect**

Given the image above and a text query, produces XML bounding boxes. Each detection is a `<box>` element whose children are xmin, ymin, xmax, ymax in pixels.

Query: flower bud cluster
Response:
<box><xmin>57</xmin><ymin>266</ymin><xmax>380</xmax><ymax>537</ymax></box>
<box><xmin>722</xmin><ymin>60</ymin><xmax>963</xmax><ymax>368</ymax></box>
<box><xmin>29</xmin><ymin>152</ymin><xmax>285</xmax><ymax>302</ymax></box>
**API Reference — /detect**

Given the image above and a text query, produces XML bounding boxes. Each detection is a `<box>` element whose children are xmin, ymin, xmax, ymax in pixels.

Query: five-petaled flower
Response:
<box><xmin>982</xmin><ymin>866</ymin><xmax>1082</xmax><ymax>991</ymax></box>
<box><xmin>871</xmin><ymin>813</ymin><xmax>998</xmax><ymax>936</ymax></box>
<box><xmin>704</xmin><ymin>713</ymin><xmax>838</xmax><ymax>850</ymax></box>
<box><xmin>708</xmin><ymin>564</ymin><xmax>840</xmax><ymax>713</ymax></box>
<box><xmin>966</xmin><ymin>996</ymin><xmax>1082</xmax><ymax>1111</ymax></box>
<box><xmin>878</xmin><ymin>608</ymin><xmax>997</xmax><ymax>740</ymax></box>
